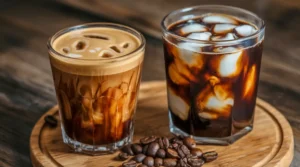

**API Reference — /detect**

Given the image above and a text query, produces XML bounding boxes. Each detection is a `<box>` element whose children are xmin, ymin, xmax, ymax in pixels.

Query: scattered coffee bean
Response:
<box><xmin>156</xmin><ymin>149</ymin><xmax>166</xmax><ymax>158</ymax></box>
<box><xmin>177</xmin><ymin>147</ymin><xmax>186</xmax><ymax>158</ymax></box>
<box><xmin>132</xmin><ymin>144</ymin><xmax>143</xmax><ymax>154</ymax></box>
<box><xmin>143</xmin><ymin>156</ymin><xmax>154</xmax><ymax>167</ymax></box>
<box><xmin>202</xmin><ymin>151</ymin><xmax>218</xmax><ymax>162</ymax></box>
<box><xmin>179</xmin><ymin>145</ymin><xmax>190</xmax><ymax>156</ymax></box>
<box><xmin>187</xmin><ymin>156</ymin><xmax>205</xmax><ymax>167</ymax></box>
<box><xmin>140</xmin><ymin>136</ymin><xmax>157</xmax><ymax>145</ymax></box>
<box><xmin>163</xmin><ymin>158</ymin><xmax>177</xmax><ymax>167</ymax></box>
<box><xmin>122</xmin><ymin>160</ymin><xmax>137</xmax><ymax>167</ymax></box>
<box><xmin>137</xmin><ymin>164</ymin><xmax>147</xmax><ymax>167</ymax></box>
<box><xmin>154</xmin><ymin>158</ymin><xmax>163</xmax><ymax>167</ymax></box>
<box><xmin>118</xmin><ymin>152</ymin><xmax>129</xmax><ymax>161</ymax></box>
<box><xmin>171</xmin><ymin>138</ymin><xmax>183</xmax><ymax>145</ymax></box>
<box><xmin>183</xmin><ymin>137</ymin><xmax>196</xmax><ymax>149</ymax></box>
<box><xmin>133</xmin><ymin>153</ymin><xmax>146</xmax><ymax>163</ymax></box>
<box><xmin>166</xmin><ymin>148</ymin><xmax>179</xmax><ymax>158</ymax></box>
<box><xmin>178</xmin><ymin>158</ymin><xmax>191</xmax><ymax>167</ymax></box>
<box><xmin>44</xmin><ymin>115</ymin><xmax>57</xmax><ymax>127</ymax></box>
<box><xmin>122</xmin><ymin>145</ymin><xmax>134</xmax><ymax>156</ymax></box>
<box><xmin>147</xmin><ymin>142</ymin><xmax>160</xmax><ymax>157</ymax></box>
<box><xmin>170</xmin><ymin>142</ymin><xmax>179</xmax><ymax>150</ymax></box>
<box><xmin>162</xmin><ymin>137</ymin><xmax>170</xmax><ymax>149</ymax></box>
<box><xmin>142</xmin><ymin>144</ymin><xmax>149</xmax><ymax>154</ymax></box>
<box><xmin>191</xmin><ymin>148</ymin><xmax>203</xmax><ymax>158</ymax></box>
<box><xmin>157</xmin><ymin>138</ymin><xmax>164</xmax><ymax>149</ymax></box>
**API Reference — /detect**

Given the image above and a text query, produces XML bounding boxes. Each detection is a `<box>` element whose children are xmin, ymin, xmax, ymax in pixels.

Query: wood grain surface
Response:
<box><xmin>0</xmin><ymin>0</ymin><xmax>299</xmax><ymax>166</ymax></box>
<box><xmin>30</xmin><ymin>81</ymin><xmax>294</xmax><ymax>167</ymax></box>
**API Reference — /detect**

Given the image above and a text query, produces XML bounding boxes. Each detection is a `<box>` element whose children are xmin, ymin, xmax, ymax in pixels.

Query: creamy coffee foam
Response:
<box><xmin>50</xmin><ymin>27</ymin><xmax>143</xmax><ymax>75</ymax></box>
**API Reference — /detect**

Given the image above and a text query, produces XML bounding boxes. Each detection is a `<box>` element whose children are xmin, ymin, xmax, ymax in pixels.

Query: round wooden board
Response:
<box><xmin>30</xmin><ymin>81</ymin><xmax>294</xmax><ymax>167</ymax></box>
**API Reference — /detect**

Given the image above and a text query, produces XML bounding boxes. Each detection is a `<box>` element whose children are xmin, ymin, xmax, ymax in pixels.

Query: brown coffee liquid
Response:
<box><xmin>50</xmin><ymin>27</ymin><xmax>143</xmax><ymax>145</ymax></box>
<box><xmin>164</xmin><ymin>14</ymin><xmax>263</xmax><ymax>137</ymax></box>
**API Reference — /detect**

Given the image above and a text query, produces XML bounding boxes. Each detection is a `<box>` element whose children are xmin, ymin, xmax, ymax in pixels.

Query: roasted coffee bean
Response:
<box><xmin>122</xmin><ymin>145</ymin><xmax>134</xmax><ymax>156</ymax></box>
<box><xmin>133</xmin><ymin>153</ymin><xmax>146</xmax><ymax>163</ymax></box>
<box><xmin>147</xmin><ymin>142</ymin><xmax>160</xmax><ymax>157</ymax></box>
<box><xmin>163</xmin><ymin>158</ymin><xmax>177</xmax><ymax>167</ymax></box>
<box><xmin>179</xmin><ymin>145</ymin><xmax>190</xmax><ymax>156</ymax></box>
<box><xmin>143</xmin><ymin>156</ymin><xmax>154</xmax><ymax>167</ymax></box>
<box><xmin>177</xmin><ymin>148</ymin><xmax>186</xmax><ymax>158</ymax></box>
<box><xmin>137</xmin><ymin>164</ymin><xmax>147</xmax><ymax>167</ymax></box>
<box><xmin>140</xmin><ymin>136</ymin><xmax>157</xmax><ymax>145</ymax></box>
<box><xmin>170</xmin><ymin>142</ymin><xmax>179</xmax><ymax>150</ymax></box>
<box><xmin>154</xmin><ymin>158</ymin><xmax>163</xmax><ymax>167</ymax></box>
<box><xmin>178</xmin><ymin>158</ymin><xmax>191</xmax><ymax>167</ymax></box>
<box><xmin>162</xmin><ymin>137</ymin><xmax>170</xmax><ymax>149</ymax></box>
<box><xmin>187</xmin><ymin>157</ymin><xmax>204</xmax><ymax>167</ymax></box>
<box><xmin>132</xmin><ymin>144</ymin><xmax>143</xmax><ymax>154</ymax></box>
<box><xmin>156</xmin><ymin>149</ymin><xmax>166</xmax><ymax>158</ymax></box>
<box><xmin>171</xmin><ymin>138</ymin><xmax>183</xmax><ymax>145</ymax></box>
<box><xmin>190</xmin><ymin>148</ymin><xmax>203</xmax><ymax>158</ymax></box>
<box><xmin>122</xmin><ymin>160</ymin><xmax>137</xmax><ymax>167</ymax></box>
<box><xmin>118</xmin><ymin>152</ymin><xmax>129</xmax><ymax>160</ymax></box>
<box><xmin>166</xmin><ymin>148</ymin><xmax>179</xmax><ymax>158</ymax></box>
<box><xmin>202</xmin><ymin>151</ymin><xmax>218</xmax><ymax>162</ymax></box>
<box><xmin>183</xmin><ymin>137</ymin><xmax>196</xmax><ymax>149</ymax></box>
<box><xmin>44</xmin><ymin>115</ymin><xmax>57</xmax><ymax>127</ymax></box>
<box><xmin>157</xmin><ymin>138</ymin><xmax>164</xmax><ymax>149</ymax></box>
<box><xmin>142</xmin><ymin>145</ymin><xmax>149</xmax><ymax>154</ymax></box>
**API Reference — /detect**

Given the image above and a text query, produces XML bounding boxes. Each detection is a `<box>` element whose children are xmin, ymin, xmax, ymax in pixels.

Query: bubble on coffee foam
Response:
<box><xmin>202</xmin><ymin>15</ymin><xmax>238</xmax><ymax>24</ymax></box>
<box><xmin>83</xmin><ymin>33</ymin><xmax>110</xmax><ymax>40</ymax></box>
<box><xmin>167</xmin><ymin>87</ymin><xmax>190</xmax><ymax>121</ymax></box>
<box><xmin>72</xmin><ymin>40</ymin><xmax>89</xmax><ymax>52</ymax></box>
<box><xmin>98</xmin><ymin>50</ymin><xmax>115</xmax><ymax>58</ymax></box>
<box><xmin>89</xmin><ymin>49</ymin><xmax>96</xmax><ymax>53</ymax></box>
<box><xmin>235</xmin><ymin>25</ymin><xmax>257</xmax><ymax>37</ymax></box>
<box><xmin>211</xmin><ymin>33</ymin><xmax>236</xmax><ymax>41</ymax></box>
<box><xmin>62</xmin><ymin>47</ymin><xmax>70</xmax><ymax>54</ymax></box>
<box><xmin>213</xmin><ymin>24</ymin><xmax>237</xmax><ymax>34</ymax></box>
<box><xmin>218</xmin><ymin>51</ymin><xmax>243</xmax><ymax>77</ymax></box>
<box><xmin>67</xmin><ymin>53</ymin><xmax>82</xmax><ymax>58</ymax></box>
<box><xmin>121</xmin><ymin>42</ymin><xmax>131</xmax><ymax>49</ymax></box>
<box><xmin>187</xmin><ymin>32</ymin><xmax>212</xmax><ymax>40</ymax></box>
<box><xmin>110</xmin><ymin>45</ymin><xmax>122</xmax><ymax>53</ymax></box>
<box><xmin>180</xmin><ymin>23</ymin><xmax>207</xmax><ymax>35</ymax></box>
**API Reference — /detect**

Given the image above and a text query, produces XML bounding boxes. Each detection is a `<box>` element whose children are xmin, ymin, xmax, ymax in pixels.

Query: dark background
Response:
<box><xmin>0</xmin><ymin>0</ymin><xmax>299</xmax><ymax>166</ymax></box>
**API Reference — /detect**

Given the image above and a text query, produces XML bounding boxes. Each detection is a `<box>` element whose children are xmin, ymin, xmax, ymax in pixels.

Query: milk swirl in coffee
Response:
<box><xmin>49</xmin><ymin>25</ymin><xmax>144</xmax><ymax>145</ymax></box>
<box><xmin>163</xmin><ymin>13</ymin><xmax>263</xmax><ymax>138</ymax></box>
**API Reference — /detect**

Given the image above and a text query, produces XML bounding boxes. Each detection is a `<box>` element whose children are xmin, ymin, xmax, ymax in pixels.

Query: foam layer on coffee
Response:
<box><xmin>50</xmin><ymin>27</ymin><xmax>143</xmax><ymax>75</ymax></box>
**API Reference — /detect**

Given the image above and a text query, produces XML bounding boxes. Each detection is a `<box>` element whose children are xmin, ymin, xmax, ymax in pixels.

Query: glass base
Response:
<box><xmin>169</xmin><ymin>112</ymin><xmax>253</xmax><ymax>145</ymax></box>
<box><xmin>61</xmin><ymin>125</ymin><xmax>133</xmax><ymax>155</ymax></box>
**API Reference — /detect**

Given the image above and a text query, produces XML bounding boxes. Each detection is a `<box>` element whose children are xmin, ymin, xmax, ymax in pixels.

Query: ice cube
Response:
<box><xmin>198</xmin><ymin>112</ymin><xmax>218</xmax><ymax>120</ymax></box>
<box><xmin>180</xmin><ymin>24</ymin><xmax>207</xmax><ymax>35</ymax></box>
<box><xmin>211</xmin><ymin>33</ymin><xmax>235</xmax><ymax>41</ymax></box>
<box><xmin>213</xmin><ymin>47</ymin><xmax>240</xmax><ymax>53</ymax></box>
<box><xmin>178</xmin><ymin>42</ymin><xmax>205</xmax><ymax>53</ymax></box>
<box><xmin>235</xmin><ymin>25</ymin><xmax>257</xmax><ymax>37</ymax></box>
<box><xmin>168</xmin><ymin>63</ymin><xmax>189</xmax><ymax>85</ymax></box>
<box><xmin>213</xmin><ymin>84</ymin><xmax>232</xmax><ymax>100</ymax></box>
<box><xmin>167</xmin><ymin>88</ymin><xmax>190</xmax><ymax>121</ymax></box>
<box><xmin>243</xmin><ymin>65</ymin><xmax>257</xmax><ymax>100</ymax></box>
<box><xmin>218</xmin><ymin>51</ymin><xmax>243</xmax><ymax>77</ymax></box>
<box><xmin>205</xmin><ymin>95</ymin><xmax>234</xmax><ymax>112</ymax></box>
<box><xmin>187</xmin><ymin>32</ymin><xmax>212</xmax><ymax>40</ymax></box>
<box><xmin>202</xmin><ymin>15</ymin><xmax>238</xmax><ymax>24</ymax></box>
<box><xmin>213</xmin><ymin>24</ymin><xmax>237</xmax><ymax>34</ymax></box>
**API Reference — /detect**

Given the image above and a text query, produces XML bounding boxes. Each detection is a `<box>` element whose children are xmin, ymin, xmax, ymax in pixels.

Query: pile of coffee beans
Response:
<box><xmin>118</xmin><ymin>136</ymin><xmax>218</xmax><ymax>167</ymax></box>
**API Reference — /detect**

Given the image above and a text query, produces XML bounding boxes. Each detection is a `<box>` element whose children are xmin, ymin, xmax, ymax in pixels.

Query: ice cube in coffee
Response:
<box><xmin>48</xmin><ymin>23</ymin><xmax>145</xmax><ymax>154</ymax></box>
<box><xmin>162</xmin><ymin>6</ymin><xmax>265</xmax><ymax>145</ymax></box>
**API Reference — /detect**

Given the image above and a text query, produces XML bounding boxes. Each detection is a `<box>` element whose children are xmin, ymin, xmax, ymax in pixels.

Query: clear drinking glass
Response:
<box><xmin>48</xmin><ymin>23</ymin><xmax>145</xmax><ymax>154</ymax></box>
<box><xmin>161</xmin><ymin>5</ymin><xmax>265</xmax><ymax>145</ymax></box>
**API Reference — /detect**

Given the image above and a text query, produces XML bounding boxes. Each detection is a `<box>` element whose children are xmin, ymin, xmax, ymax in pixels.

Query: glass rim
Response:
<box><xmin>161</xmin><ymin>5</ymin><xmax>265</xmax><ymax>45</ymax></box>
<box><xmin>47</xmin><ymin>22</ymin><xmax>146</xmax><ymax>61</ymax></box>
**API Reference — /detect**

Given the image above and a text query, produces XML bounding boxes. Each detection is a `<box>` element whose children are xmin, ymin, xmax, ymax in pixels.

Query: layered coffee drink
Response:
<box><xmin>162</xmin><ymin>6</ymin><xmax>265</xmax><ymax>144</ymax></box>
<box><xmin>48</xmin><ymin>23</ymin><xmax>145</xmax><ymax>153</ymax></box>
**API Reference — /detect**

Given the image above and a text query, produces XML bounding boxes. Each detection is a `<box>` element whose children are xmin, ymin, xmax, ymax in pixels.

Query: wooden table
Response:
<box><xmin>0</xmin><ymin>0</ymin><xmax>299</xmax><ymax>166</ymax></box>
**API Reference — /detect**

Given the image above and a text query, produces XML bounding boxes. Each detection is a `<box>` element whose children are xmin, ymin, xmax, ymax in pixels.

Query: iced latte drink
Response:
<box><xmin>48</xmin><ymin>23</ymin><xmax>145</xmax><ymax>154</ymax></box>
<box><xmin>162</xmin><ymin>6</ymin><xmax>265</xmax><ymax>145</ymax></box>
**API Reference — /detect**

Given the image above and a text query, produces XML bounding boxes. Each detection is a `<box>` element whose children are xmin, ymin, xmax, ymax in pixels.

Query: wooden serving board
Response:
<box><xmin>30</xmin><ymin>81</ymin><xmax>294</xmax><ymax>167</ymax></box>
